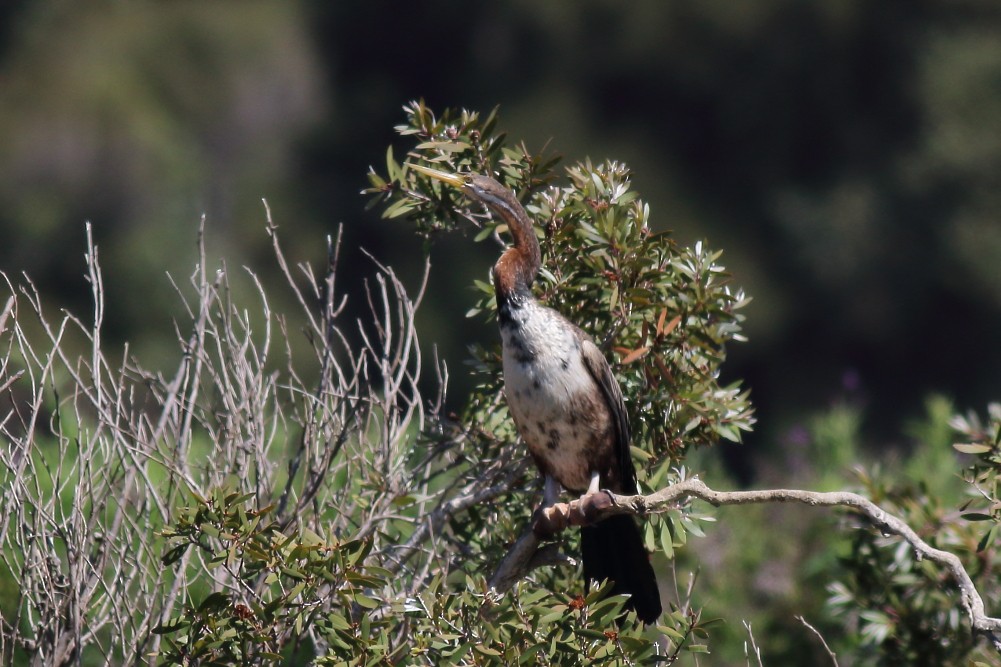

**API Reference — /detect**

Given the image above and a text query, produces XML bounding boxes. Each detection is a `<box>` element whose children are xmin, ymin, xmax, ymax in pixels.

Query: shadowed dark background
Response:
<box><xmin>2</xmin><ymin>0</ymin><xmax>1000</xmax><ymax>479</ymax></box>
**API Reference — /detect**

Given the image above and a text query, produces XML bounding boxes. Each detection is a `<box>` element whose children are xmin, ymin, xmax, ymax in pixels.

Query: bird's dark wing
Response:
<box><xmin>578</xmin><ymin>333</ymin><xmax>659</xmax><ymax>622</ymax></box>
<box><xmin>578</xmin><ymin>335</ymin><xmax>637</xmax><ymax>494</ymax></box>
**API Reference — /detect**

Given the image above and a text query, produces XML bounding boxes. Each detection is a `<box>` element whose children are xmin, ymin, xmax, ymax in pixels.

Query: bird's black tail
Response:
<box><xmin>580</xmin><ymin>514</ymin><xmax>661</xmax><ymax>624</ymax></box>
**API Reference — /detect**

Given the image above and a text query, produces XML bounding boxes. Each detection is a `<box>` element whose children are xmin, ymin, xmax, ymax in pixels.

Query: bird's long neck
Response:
<box><xmin>489</xmin><ymin>196</ymin><xmax>541</xmax><ymax>308</ymax></box>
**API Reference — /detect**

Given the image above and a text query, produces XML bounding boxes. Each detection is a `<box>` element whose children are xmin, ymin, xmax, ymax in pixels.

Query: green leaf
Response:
<box><xmin>384</xmin><ymin>199</ymin><xmax>416</xmax><ymax>219</ymax></box>
<box><xmin>659</xmin><ymin>520</ymin><xmax>674</xmax><ymax>558</ymax></box>
<box><xmin>327</xmin><ymin>613</ymin><xmax>351</xmax><ymax>631</ymax></box>
<box><xmin>198</xmin><ymin>591</ymin><xmax>231</xmax><ymax>612</ymax></box>
<box><xmin>199</xmin><ymin>522</ymin><xmax>220</xmax><ymax>538</ymax></box>
<box><xmin>353</xmin><ymin>593</ymin><xmax>380</xmax><ymax>609</ymax></box>
<box><xmin>953</xmin><ymin>442</ymin><xmax>992</xmax><ymax>454</ymax></box>
<box><xmin>415</xmin><ymin>140</ymin><xmax>471</xmax><ymax>153</ymax></box>
<box><xmin>386</xmin><ymin>145</ymin><xmax>400</xmax><ymax>181</ymax></box>
<box><xmin>978</xmin><ymin>526</ymin><xmax>996</xmax><ymax>552</ymax></box>
<box><xmin>162</xmin><ymin>544</ymin><xmax>188</xmax><ymax>566</ymax></box>
<box><xmin>152</xmin><ymin>617</ymin><xmax>190</xmax><ymax>635</ymax></box>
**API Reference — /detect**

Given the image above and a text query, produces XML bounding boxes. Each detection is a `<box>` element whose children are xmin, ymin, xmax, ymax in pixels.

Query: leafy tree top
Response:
<box><xmin>365</xmin><ymin>101</ymin><xmax>755</xmax><ymax>484</ymax></box>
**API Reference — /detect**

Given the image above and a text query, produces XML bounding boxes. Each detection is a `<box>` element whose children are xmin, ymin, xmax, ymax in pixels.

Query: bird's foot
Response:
<box><xmin>532</xmin><ymin>490</ymin><xmax>616</xmax><ymax>537</ymax></box>
<box><xmin>575</xmin><ymin>488</ymin><xmax>615</xmax><ymax>520</ymax></box>
<box><xmin>532</xmin><ymin>503</ymin><xmax>569</xmax><ymax>538</ymax></box>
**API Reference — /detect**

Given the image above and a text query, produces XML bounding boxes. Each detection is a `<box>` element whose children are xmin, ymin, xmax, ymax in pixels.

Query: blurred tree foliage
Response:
<box><xmin>0</xmin><ymin>0</ymin><xmax>325</xmax><ymax>360</ymax></box>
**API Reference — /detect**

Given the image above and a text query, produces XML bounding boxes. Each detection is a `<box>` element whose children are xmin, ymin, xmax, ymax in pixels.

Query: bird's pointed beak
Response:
<box><xmin>408</xmin><ymin>163</ymin><xmax>467</xmax><ymax>189</ymax></box>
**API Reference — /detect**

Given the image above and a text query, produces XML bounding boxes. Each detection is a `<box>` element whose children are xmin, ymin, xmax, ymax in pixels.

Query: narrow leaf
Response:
<box><xmin>954</xmin><ymin>443</ymin><xmax>992</xmax><ymax>454</ymax></box>
<box><xmin>661</xmin><ymin>314</ymin><xmax>682</xmax><ymax>337</ymax></box>
<box><xmin>620</xmin><ymin>347</ymin><xmax>650</xmax><ymax>365</ymax></box>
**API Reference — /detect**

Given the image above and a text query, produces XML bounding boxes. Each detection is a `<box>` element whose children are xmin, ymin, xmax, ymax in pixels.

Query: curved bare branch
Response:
<box><xmin>489</xmin><ymin>477</ymin><xmax>1001</xmax><ymax>653</ymax></box>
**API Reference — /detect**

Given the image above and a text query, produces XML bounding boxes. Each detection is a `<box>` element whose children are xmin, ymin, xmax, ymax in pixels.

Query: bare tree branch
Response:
<box><xmin>796</xmin><ymin>615</ymin><xmax>839</xmax><ymax>667</ymax></box>
<box><xmin>489</xmin><ymin>477</ymin><xmax>1001</xmax><ymax>653</ymax></box>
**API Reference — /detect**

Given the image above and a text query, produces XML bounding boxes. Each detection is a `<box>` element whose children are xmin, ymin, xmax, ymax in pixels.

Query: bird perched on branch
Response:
<box><xmin>410</xmin><ymin>163</ymin><xmax>661</xmax><ymax>624</ymax></box>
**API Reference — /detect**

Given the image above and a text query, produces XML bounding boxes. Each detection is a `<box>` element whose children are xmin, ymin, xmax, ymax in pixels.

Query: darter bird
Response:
<box><xmin>411</xmin><ymin>163</ymin><xmax>661</xmax><ymax>623</ymax></box>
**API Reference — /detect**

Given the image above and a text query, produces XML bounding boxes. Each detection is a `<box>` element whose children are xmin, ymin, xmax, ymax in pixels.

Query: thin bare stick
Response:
<box><xmin>743</xmin><ymin>621</ymin><xmax>763</xmax><ymax>667</ymax></box>
<box><xmin>796</xmin><ymin>615</ymin><xmax>839</xmax><ymax>667</ymax></box>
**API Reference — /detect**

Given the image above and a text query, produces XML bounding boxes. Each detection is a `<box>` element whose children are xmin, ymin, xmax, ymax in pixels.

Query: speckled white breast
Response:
<box><xmin>500</xmin><ymin>300</ymin><xmax>612</xmax><ymax>492</ymax></box>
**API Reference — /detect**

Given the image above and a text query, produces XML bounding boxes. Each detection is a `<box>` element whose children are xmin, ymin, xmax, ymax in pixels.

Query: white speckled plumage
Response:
<box><xmin>500</xmin><ymin>299</ymin><xmax>613</xmax><ymax>492</ymax></box>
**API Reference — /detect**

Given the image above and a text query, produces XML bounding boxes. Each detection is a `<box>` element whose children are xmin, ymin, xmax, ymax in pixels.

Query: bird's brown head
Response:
<box><xmin>409</xmin><ymin>163</ymin><xmax>541</xmax><ymax>299</ymax></box>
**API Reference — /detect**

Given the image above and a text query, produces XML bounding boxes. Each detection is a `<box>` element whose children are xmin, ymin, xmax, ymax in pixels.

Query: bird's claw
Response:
<box><xmin>579</xmin><ymin>489</ymin><xmax>615</xmax><ymax>519</ymax></box>
<box><xmin>532</xmin><ymin>490</ymin><xmax>615</xmax><ymax>537</ymax></box>
<box><xmin>532</xmin><ymin>503</ymin><xmax>569</xmax><ymax>538</ymax></box>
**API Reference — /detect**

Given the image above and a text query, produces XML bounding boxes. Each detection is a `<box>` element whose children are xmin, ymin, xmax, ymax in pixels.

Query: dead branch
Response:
<box><xmin>0</xmin><ymin>214</ymin><xmax>442</xmax><ymax>662</ymax></box>
<box><xmin>796</xmin><ymin>615</ymin><xmax>839</xmax><ymax>667</ymax></box>
<box><xmin>488</xmin><ymin>476</ymin><xmax>1001</xmax><ymax>653</ymax></box>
